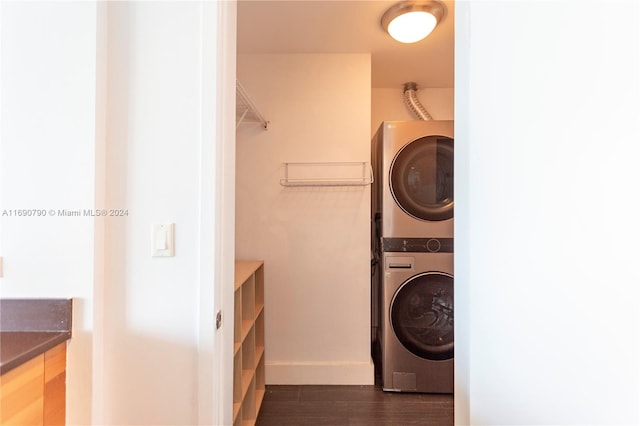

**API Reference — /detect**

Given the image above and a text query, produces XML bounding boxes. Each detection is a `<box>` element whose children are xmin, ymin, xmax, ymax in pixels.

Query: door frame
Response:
<box><xmin>198</xmin><ymin>1</ymin><xmax>236</xmax><ymax>424</ymax></box>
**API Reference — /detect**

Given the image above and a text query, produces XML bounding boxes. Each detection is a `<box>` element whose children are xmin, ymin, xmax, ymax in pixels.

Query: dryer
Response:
<box><xmin>371</xmin><ymin>121</ymin><xmax>454</xmax><ymax>240</ymax></box>
<box><xmin>380</xmin><ymin>237</ymin><xmax>453</xmax><ymax>393</ymax></box>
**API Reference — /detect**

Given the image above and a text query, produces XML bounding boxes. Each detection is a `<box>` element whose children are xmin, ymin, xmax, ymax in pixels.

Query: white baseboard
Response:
<box><xmin>265</xmin><ymin>359</ymin><xmax>375</xmax><ymax>385</ymax></box>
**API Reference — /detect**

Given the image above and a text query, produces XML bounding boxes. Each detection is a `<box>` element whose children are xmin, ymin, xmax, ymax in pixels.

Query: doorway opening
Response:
<box><xmin>234</xmin><ymin>1</ymin><xmax>456</xmax><ymax>423</ymax></box>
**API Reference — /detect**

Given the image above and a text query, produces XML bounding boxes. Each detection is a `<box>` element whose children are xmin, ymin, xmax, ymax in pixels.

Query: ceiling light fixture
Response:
<box><xmin>381</xmin><ymin>0</ymin><xmax>446</xmax><ymax>44</ymax></box>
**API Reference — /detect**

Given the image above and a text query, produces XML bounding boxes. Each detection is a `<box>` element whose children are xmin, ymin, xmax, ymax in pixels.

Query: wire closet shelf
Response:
<box><xmin>280</xmin><ymin>162</ymin><xmax>374</xmax><ymax>187</ymax></box>
<box><xmin>236</xmin><ymin>80</ymin><xmax>269</xmax><ymax>130</ymax></box>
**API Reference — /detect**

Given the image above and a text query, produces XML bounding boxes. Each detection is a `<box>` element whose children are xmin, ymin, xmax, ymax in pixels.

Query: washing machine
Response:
<box><xmin>371</xmin><ymin>120</ymin><xmax>454</xmax><ymax>240</ymax></box>
<box><xmin>380</xmin><ymin>237</ymin><xmax>453</xmax><ymax>393</ymax></box>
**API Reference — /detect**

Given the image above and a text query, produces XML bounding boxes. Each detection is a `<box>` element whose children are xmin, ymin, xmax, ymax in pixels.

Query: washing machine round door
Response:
<box><xmin>390</xmin><ymin>136</ymin><xmax>454</xmax><ymax>221</ymax></box>
<box><xmin>390</xmin><ymin>271</ymin><xmax>454</xmax><ymax>361</ymax></box>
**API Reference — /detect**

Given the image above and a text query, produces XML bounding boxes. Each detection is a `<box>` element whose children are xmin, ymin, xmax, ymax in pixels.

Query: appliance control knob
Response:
<box><xmin>426</xmin><ymin>239</ymin><xmax>441</xmax><ymax>253</ymax></box>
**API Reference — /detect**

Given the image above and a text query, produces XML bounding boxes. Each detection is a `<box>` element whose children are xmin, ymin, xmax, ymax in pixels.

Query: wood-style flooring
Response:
<box><xmin>256</xmin><ymin>385</ymin><xmax>454</xmax><ymax>426</ymax></box>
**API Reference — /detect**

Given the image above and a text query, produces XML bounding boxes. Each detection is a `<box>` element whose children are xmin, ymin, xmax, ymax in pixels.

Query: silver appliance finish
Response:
<box><xmin>381</xmin><ymin>250</ymin><xmax>453</xmax><ymax>393</ymax></box>
<box><xmin>372</xmin><ymin>120</ymin><xmax>454</xmax><ymax>239</ymax></box>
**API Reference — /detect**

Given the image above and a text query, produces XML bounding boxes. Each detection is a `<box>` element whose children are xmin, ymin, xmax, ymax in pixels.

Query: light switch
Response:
<box><xmin>152</xmin><ymin>224</ymin><xmax>174</xmax><ymax>257</ymax></box>
<box><xmin>0</xmin><ymin>256</ymin><xmax>3</xmax><ymax>278</ymax></box>
<box><xmin>154</xmin><ymin>229</ymin><xmax>167</xmax><ymax>250</ymax></box>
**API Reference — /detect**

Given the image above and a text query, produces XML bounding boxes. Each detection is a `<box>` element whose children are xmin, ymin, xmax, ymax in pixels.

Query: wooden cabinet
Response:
<box><xmin>233</xmin><ymin>260</ymin><xmax>265</xmax><ymax>426</ymax></box>
<box><xmin>44</xmin><ymin>344</ymin><xmax>66</xmax><ymax>425</ymax></box>
<box><xmin>1</xmin><ymin>343</ymin><xmax>66</xmax><ymax>426</ymax></box>
<box><xmin>0</xmin><ymin>354</ymin><xmax>44</xmax><ymax>425</ymax></box>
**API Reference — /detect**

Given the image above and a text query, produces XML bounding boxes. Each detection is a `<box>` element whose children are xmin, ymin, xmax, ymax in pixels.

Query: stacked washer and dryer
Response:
<box><xmin>371</xmin><ymin>120</ymin><xmax>454</xmax><ymax>393</ymax></box>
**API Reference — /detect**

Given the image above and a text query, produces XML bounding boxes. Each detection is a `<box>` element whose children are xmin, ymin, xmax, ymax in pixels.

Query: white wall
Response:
<box><xmin>1</xmin><ymin>2</ymin><xmax>231</xmax><ymax>424</ymax></box>
<box><xmin>456</xmin><ymin>1</ymin><xmax>640</xmax><ymax>424</ymax></box>
<box><xmin>236</xmin><ymin>54</ymin><xmax>374</xmax><ymax>384</ymax></box>
<box><xmin>100</xmin><ymin>3</ymin><xmax>201</xmax><ymax>423</ymax></box>
<box><xmin>99</xmin><ymin>2</ymin><xmax>232</xmax><ymax>424</ymax></box>
<box><xmin>1</xmin><ymin>2</ymin><xmax>99</xmax><ymax>423</ymax></box>
<box><xmin>371</xmin><ymin>87</ymin><xmax>454</xmax><ymax>136</ymax></box>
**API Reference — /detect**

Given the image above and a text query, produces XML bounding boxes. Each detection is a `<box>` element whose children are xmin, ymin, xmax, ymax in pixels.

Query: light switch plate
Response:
<box><xmin>152</xmin><ymin>223</ymin><xmax>175</xmax><ymax>257</ymax></box>
<box><xmin>0</xmin><ymin>256</ymin><xmax>3</xmax><ymax>277</ymax></box>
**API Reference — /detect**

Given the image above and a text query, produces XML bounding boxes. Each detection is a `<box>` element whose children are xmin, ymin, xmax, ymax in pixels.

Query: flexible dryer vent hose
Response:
<box><xmin>403</xmin><ymin>82</ymin><xmax>433</xmax><ymax>121</ymax></box>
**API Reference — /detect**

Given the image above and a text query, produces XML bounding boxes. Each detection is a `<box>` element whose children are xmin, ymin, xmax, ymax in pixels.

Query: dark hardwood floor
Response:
<box><xmin>256</xmin><ymin>385</ymin><xmax>454</xmax><ymax>426</ymax></box>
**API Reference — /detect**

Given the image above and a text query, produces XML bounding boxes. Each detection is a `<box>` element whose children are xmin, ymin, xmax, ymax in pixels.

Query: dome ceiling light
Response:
<box><xmin>381</xmin><ymin>0</ymin><xmax>446</xmax><ymax>44</ymax></box>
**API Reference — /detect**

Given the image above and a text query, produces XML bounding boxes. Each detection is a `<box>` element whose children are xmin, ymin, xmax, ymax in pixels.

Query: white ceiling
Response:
<box><xmin>237</xmin><ymin>0</ymin><xmax>455</xmax><ymax>89</ymax></box>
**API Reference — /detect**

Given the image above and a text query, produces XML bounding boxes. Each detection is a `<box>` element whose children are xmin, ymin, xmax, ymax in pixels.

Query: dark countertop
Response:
<box><xmin>0</xmin><ymin>298</ymin><xmax>73</xmax><ymax>375</ymax></box>
<box><xmin>0</xmin><ymin>331</ymin><xmax>71</xmax><ymax>374</ymax></box>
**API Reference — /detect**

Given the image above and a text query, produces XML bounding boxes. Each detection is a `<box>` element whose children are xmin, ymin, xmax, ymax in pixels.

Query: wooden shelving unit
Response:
<box><xmin>234</xmin><ymin>260</ymin><xmax>265</xmax><ymax>426</ymax></box>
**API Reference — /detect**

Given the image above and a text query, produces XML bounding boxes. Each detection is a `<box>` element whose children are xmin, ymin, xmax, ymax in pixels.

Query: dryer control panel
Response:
<box><xmin>382</xmin><ymin>237</ymin><xmax>453</xmax><ymax>253</ymax></box>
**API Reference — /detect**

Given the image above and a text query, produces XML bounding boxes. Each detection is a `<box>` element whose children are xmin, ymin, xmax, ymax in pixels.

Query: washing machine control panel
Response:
<box><xmin>382</xmin><ymin>237</ymin><xmax>453</xmax><ymax>253</ymax></box>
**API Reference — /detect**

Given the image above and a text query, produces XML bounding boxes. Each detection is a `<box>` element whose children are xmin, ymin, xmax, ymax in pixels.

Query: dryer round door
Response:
<box><xmin>390</xmin><ymin>271</ymin><xmax>453</xmax><ymax>361</ymax></box>
<box><xmin>390</xmin><ymin>135</ymin><xmax>454</xmax><ymax>221</ymax></box>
